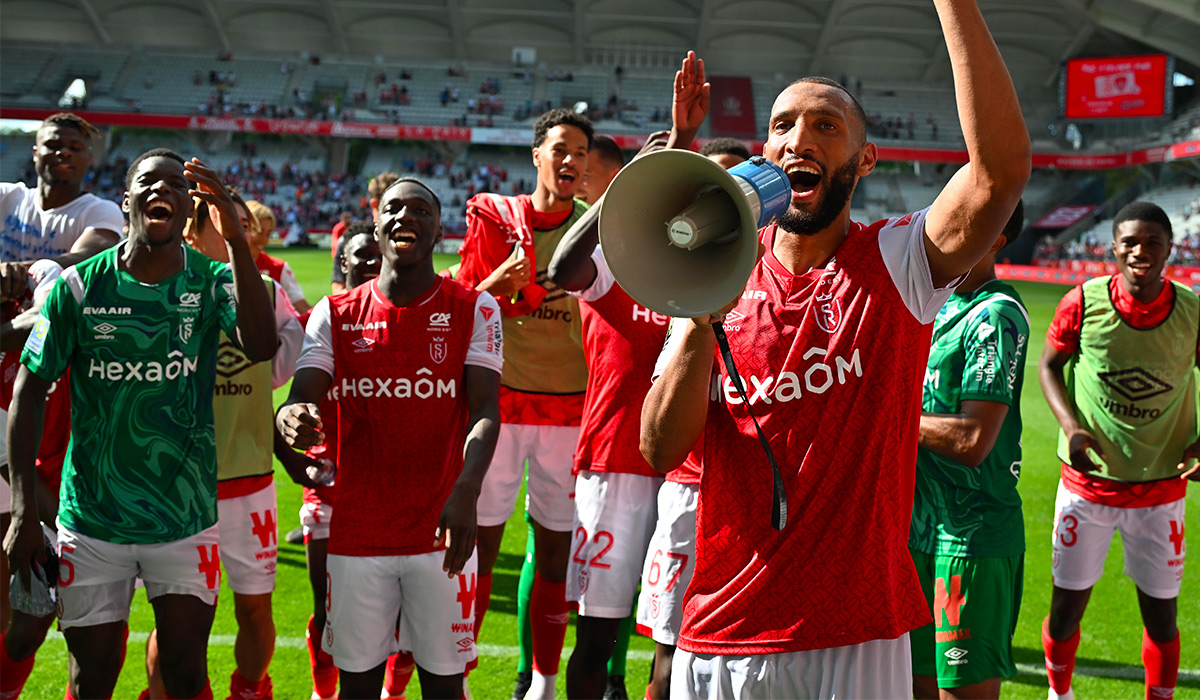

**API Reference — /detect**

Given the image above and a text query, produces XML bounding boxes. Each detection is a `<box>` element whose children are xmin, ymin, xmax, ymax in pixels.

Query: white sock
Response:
<box><xmin>523</xmin><ymin>671</ymin><xmax>556</xmax><ymax>700</ymax></box>
<box><xmin>1047</xmin><ymin>687</ymin><xmax>1074</xmax><ymax>700</ymax></box>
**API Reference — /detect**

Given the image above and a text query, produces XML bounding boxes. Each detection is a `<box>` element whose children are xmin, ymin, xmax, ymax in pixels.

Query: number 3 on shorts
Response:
<box><xmin>1057</xmin><ymin>514</ymin><xmax>1078</xmax><ymax>547</ymax></box>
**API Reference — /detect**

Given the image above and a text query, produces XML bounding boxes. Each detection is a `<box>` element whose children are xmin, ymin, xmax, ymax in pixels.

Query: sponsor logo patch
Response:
<box><xmin>93</xmin><ymin>322</ymin><xmax>118</xmax><ymax>339</ymax></box>
<box><xmin>1099</xmin><ymin>367</ymin><xmax>1172</xmax><ymax>402</ymax></box>
<box><xmin>27</xmin><ymin>317</ymin><xmax>50</xmax><ymax>355</ymax></box>
<box><xmin>944</xmin><ymin>647</ymin><xmax>968</xmax><ymax>665</ymax></box>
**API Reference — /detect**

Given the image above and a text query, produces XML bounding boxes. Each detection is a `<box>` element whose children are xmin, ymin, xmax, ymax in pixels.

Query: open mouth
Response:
<box><xmin>389</xmin><ymin>229</ymin><xmax>418</xmax><ymax>249</ymax></box>
<box><xmin>144</xmin><ymin>199</ymin><xmax>174</xmax><ymax>224</ymax></box>
<box><xmin>556</xmin><ymin>170</ymin><xmax>577</xmax><ymax>187</ymax></box>
<box><xmin>785</xmin><ymin>164</ymin><xmax>822</xmax><ymax>200</ymax></box>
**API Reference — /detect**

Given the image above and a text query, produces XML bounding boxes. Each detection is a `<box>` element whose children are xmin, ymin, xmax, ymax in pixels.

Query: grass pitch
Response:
<box><xmin>19</xmin><ymin>247</ymin><xmax>1200</xmax><ymax>699</ymax></box>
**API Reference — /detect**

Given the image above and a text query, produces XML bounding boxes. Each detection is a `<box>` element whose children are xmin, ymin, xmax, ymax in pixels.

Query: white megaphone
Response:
<box><xmin>598</xmin><ymin>150</ymin><xmax>791</xmax><ymax>318</ymax></box>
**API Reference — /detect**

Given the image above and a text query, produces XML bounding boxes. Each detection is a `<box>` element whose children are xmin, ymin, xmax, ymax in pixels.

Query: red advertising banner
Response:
<box><xmin>999</xmin><ymin>262</ymin><xmax>1200</xmax><ymax>291</ymax></box>
<box><xmin>1033</xmin><ymin>205</ymin><xmax>1097</xmax><ymax>229</ymax></box>
<box><xmin>2</xmin><ymin>107</ymin><xmax>1196</xmax><ymax>170</ymax></box>
<box><xmin>707</xmin><ymin>76</ymin><xmax>757</xmax><ymax>138</ymax></box>
<box><xmin>1063</xmin><ymin>54</ymin><xmax>1170</xmax><ymax>119</ymax></box>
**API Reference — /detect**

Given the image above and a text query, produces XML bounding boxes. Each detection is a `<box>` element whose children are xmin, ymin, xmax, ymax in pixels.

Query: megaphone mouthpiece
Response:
<box><xmin>666</xmin><ymin>186</ymin><xmax>740</xmax><ymax>250</ymax></box>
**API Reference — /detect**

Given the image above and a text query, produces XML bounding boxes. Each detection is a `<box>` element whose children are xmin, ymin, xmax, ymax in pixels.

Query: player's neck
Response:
<box><xmin>37</xmin><ymin>179</ymin><xmax>83</xmax><ymax>210</ymax></box>
<box><xmin>956</xmin><ymin>259</ymin><xmax>997</xmax><ymax>294</ymax></box>
<box><xmin>377</xmin><ymin>264</ymin><xmax>439</xmax><ymax>306</ymax></box>
<box><xmin>530</xmin><ymin>186</ymin><xmax>574</xmax><ymax>215</ymax></box>
<box><xmin>772</xmin><ymin>222</ymin><xmax>849</xmax><ymax>275</ymax></box>
<box><xmin>1120</xmin><ymin>274</ymin><xmax>1165</xmax><ymax>305</ymax></box>
<box><xmin>120</xmin><ymin>236</ymin><xmax>185</xmax><ymax>284</ymax></box>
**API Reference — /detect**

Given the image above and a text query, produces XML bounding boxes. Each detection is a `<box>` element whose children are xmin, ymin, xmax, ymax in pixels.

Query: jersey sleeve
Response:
<box><xmin>20</xmin><ymin>267</ymin><xmax>81</xmax><ymax>382</ymax></box>
<box><xmin>877</xmin><ymin>207</ymin><xmax>962</xmax><ymax>324</ymax></box>
<box><xmin>1046</xmin><ymin>286</ymin><xmax>1083</xmax><ymax>355</ymax></box>
<box><xmin>83</xmin><ymin>198</ymin><xmax>125</xmax><ymax>235</ymax></box>
<box><xmin>455</xmin><ymin>208</ymin><xmax>510</xmax><ymax>291</ymax></box>
<box><xmin>277</xmin><ymin>262</ymin><xmax>309</xmax><ymax>308</ymax></box>
<box><xmin>465</xmin><ymin>294</ymin><xmax>503</xmax><ymax>374</ymax></box>
<box><xmin>958</xmin><ymin>297</ymin><xmax>1031</xmax><ymax>406</ymax></box>
<box><xmin>213</xmin><ymin>263</ymin><xmax>239</xmax><ymax>338</ymax></box>
<box><xmin>296</xmin><ymin>296</ymin><xmax>335</xmax><ymax>378</ymax></box>
<box><xmin>271</xmin><ymin>280</ymin><xmax>303</xmax><ymax>389</ymax></box>
<box><xmin>571</xmin><ymin>246</ymin><xmax>616</xmax><ymax>303</ymax></box>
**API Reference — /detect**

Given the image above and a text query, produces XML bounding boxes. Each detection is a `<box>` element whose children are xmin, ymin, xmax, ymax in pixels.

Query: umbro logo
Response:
<box><xmin>455</xmin><ymin>638</ymin><xmax>474</xmax><ymax>653</ymax></box>
<box><xmin>944</xmin><ymin>647</ymin><xmax>968</xmax><ymax>665</ymax></box>
<box><xmin>352</xmin><ymin>337</ymin><xmax>375</xmax><ymax>350</ymax></box>
<box><xmin>1098</xmin><ymin>368</ymin><xmax>1172</xmax><ymax>402</ymax></box>
<box><xmin>93</xmin><ymin>322</ymin><xmax>117</xmax><ymax>335</ymax></box>
<box><xmin>216</xmin><ymin>343</ymin><xmax>252</xmax><ymax>378</ymax></box>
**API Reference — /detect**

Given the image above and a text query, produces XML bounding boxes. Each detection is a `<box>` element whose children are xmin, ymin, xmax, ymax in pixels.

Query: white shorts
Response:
<box><xmin>218</xmin><ymin>481</ymin><xmax>278</xmax><ymax>595</ymax></box>
<box><xmin>672</xmin><ymin>634</ymin><xmax>912</xmax><ymax>700</ymax></box>
<box><xmin>477</xmin><ymin>423</ymin><xmax>580</xmax><ymax>531</ymax></box>
<box><xmin>636</xmin><ymin>481</ymin><xmax>698</xmax><ymax>645</ymax></box>
<box><xmin>300</xmin><ymin>501</ymin><xmax>333</xmax><ymax>542</ymax></box>
<box><xmin>324</xmin><ymin>551</ymin><xmax>478</xmax><ymax>676</ymax></box>
<box><xmin>1051</xmin><ymin>481</ymin><xmax>1186</xmax><ymax>599</ymax></box>
<box><xmin>567</xmin><ymin>471</ymin><xmax>661</xmax><ymax>618</ymax></box>
<box><xmin>56</xmin><ymin>523</ymin><xmax>221</xmax><ymax>629</ymax></box>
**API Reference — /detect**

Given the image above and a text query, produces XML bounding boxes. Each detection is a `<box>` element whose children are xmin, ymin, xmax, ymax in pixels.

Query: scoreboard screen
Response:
<box><xmin>1061</xmin><ymin>54</ymin><xmax>1172</xmax><ymax>119</ymax></box>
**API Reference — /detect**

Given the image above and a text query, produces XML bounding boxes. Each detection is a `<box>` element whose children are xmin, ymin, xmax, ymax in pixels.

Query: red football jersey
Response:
<box><xmin>573</xmin><ymin>249</ymin><xmax>668</xmax><ymax>477</ymax></box>
<box><xmin>662</xmin><ymin>210</ymin><xmax>952</xmax><ymax>654</ymax></box>
<box><xmin>1</xmin><ymin>352</ymin><xmax>70</xmax><ymax>492</ymax></box>
<box><xmin>296</xmin><ymin>277</ymin><xmax>503</xmax><ymax>557</ymax></box>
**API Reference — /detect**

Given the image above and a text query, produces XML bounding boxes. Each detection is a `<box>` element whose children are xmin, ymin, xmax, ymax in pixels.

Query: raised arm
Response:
<box><xmin>185</xmin><ymin>159</ymin><xmax>277</xmax><ymax>362</ymax></box>
<box><xmin>436</xmin><ymin>364</ymin><xmax>501</xmax><ymax>577</ymax></box>
<box><xmin>923</xmin><ymin>0</ymin><xmax>1031</xmax><ymax>287</ymax></box>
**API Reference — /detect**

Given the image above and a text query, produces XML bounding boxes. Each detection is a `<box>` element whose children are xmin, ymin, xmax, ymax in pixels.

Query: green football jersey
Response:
<box><xmin>910</xmin><ymin>279</ymin><xmax>1029</xmax><ymax>558</ymax></box>
<box><xmin>21</xmin><ymin>243</ymin><xmax>238</xmax><ymax>544</ymax></box>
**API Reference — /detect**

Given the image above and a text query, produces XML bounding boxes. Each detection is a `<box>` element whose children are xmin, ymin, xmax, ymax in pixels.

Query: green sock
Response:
<box><xmin>607</xmin><ymin>613</ymin><xmax>633</xmax><ymax>676</ymax></box>
<box><xmin>516</xmin><ymin>516</ymin><xmax>536</xmax><ymax>674</ymax></box>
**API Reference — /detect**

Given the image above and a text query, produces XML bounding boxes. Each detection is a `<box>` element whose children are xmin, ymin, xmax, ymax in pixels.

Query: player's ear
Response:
<box><xmin>121</xmin><ymin>190</ymin><xmax>130</xmax><ymax>215</ymax></box>
<box><xmin>531</xmin><ymin>147</ymin><xmax>540</xmax><ymax>169</ymax></box>
<box><xmin>857</xmin><ymin>142</ymin><xmax>878</xmax><ymax>178</ymax></box>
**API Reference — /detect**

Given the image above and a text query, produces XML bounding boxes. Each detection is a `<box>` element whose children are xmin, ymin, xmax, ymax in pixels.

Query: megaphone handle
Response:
<box><xmin>712</xmin><ymin>321</ymin><xmax>789</xmax><ymax>531</ymax></box>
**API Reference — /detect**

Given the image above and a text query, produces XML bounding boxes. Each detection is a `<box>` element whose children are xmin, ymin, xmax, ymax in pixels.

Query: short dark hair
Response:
<box><xmin>125</xmin><ymin>148</ymin><xmax>186</xmax><ymax>191</ymax></box>
<box><xmin>589</xmin><ymin>134</ymin><xmax>625</xmax><ymax>168</ymax></box>
<box><xmin>381</xmin><ymin>177</ymin><xmax>442</xmax><ymax>213</ymax></box>
<box><xmin>700</xmin><ymin>137</ymin><xmax>752</xmax><ymax>161</ymax></box>
<box><xmin>532</xmin><ymin>108</ymin><xmax>594</xmax><ymax>150</ymax></box>
<box><xmin>40</xmin><ymin>112</ymin><xmax>100</xmax><ymax>142</ymax></box>
<box><xmin>1113</xmin><ymin>201</ymin><xmax>1172</xmax><ymax>239</ymax></box>
<box><xmin>369</xmin><ymin>172</ymin><xmax>400</xmax><ymax>201</ymax></box>
<box><xmin>341</xmin><ymin>221</ymin><xmax>377</xmax><ymax>255</ymax></box>
<box><xmin>787</xmin><ymin>77</ymin><xmax>868</xmax><ymax>143</ymax></box>
<box><xmin>999</xmin><ymin>199</ymin><xmax>1025</xmax><ymax>247</ymax></box>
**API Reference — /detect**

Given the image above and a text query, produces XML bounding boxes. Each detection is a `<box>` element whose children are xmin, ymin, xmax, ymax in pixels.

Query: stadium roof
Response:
<box><xmin>2</xmin><ymin>0</ymin><xmax>1196</xmax><ymax>92</ymax></box>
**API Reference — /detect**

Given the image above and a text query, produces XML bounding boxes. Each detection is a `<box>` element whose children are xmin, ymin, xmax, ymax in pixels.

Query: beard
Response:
<box><xmin>777</xmin><ymin>157</ymin><xmax>858</xmax><ymax>236</ymax></box>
